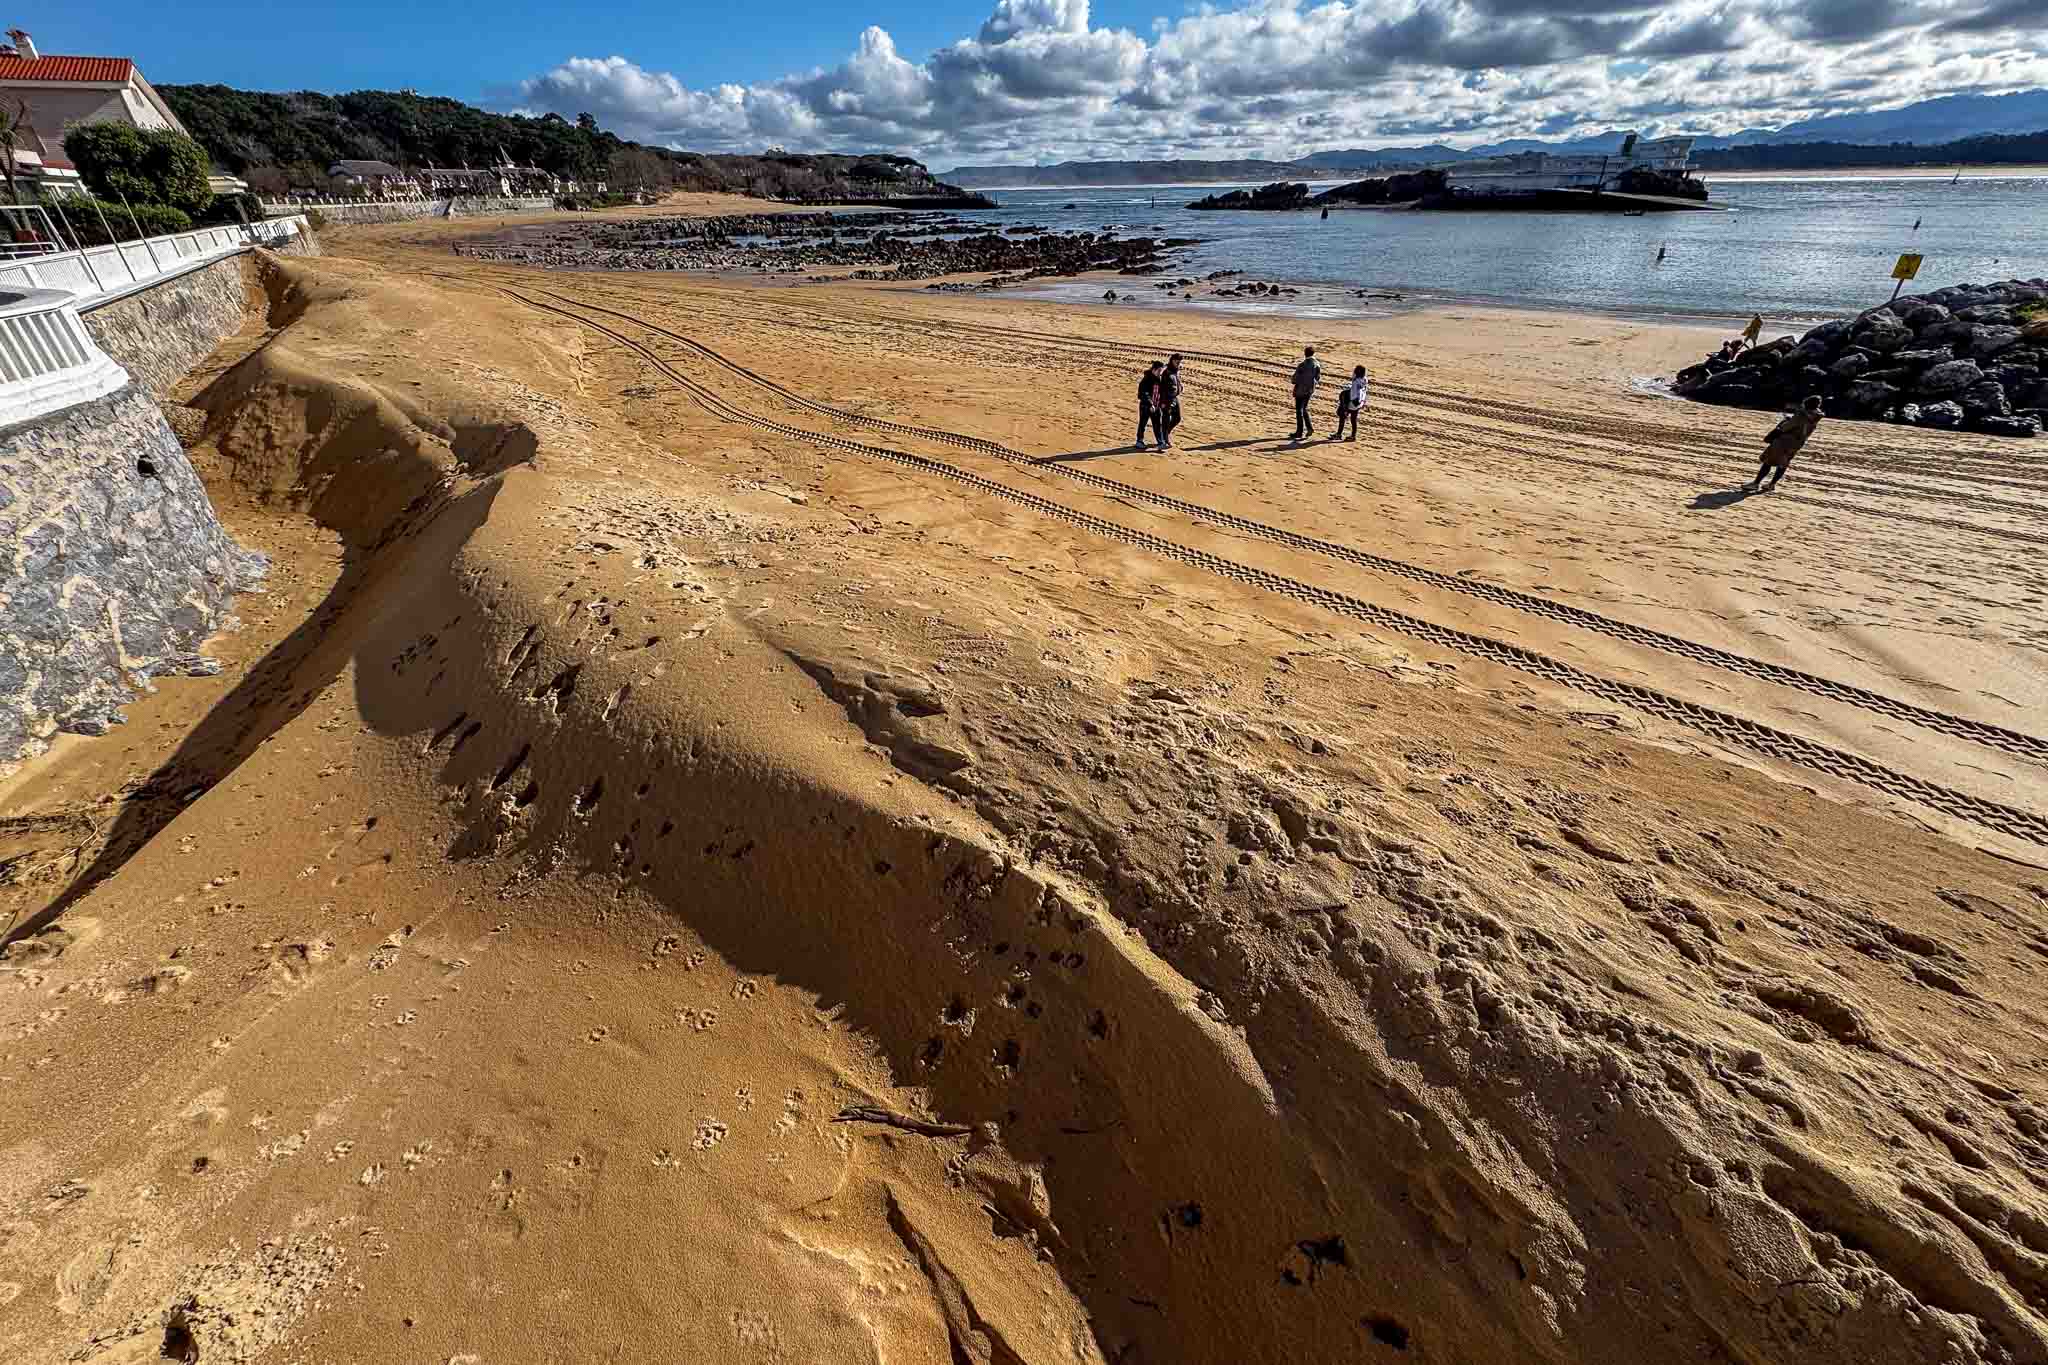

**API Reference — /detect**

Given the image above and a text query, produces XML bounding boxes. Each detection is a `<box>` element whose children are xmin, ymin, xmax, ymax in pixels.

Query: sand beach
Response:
<box><xmin>4</xmin><ymin>200</ymin><xmax>2048</xmax><ymax>1364</ymax></box>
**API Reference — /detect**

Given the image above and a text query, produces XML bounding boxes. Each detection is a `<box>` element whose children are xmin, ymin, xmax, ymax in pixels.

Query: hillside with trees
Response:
<box><xmin>1691</xmin><ymin>128</ymin><xmax>2048</xmax><ymax>171</ymax></box>
<box><xmin>155</xmin><ymin>85</ymin><xmax>987</xmax><ymax>205</ymax></box>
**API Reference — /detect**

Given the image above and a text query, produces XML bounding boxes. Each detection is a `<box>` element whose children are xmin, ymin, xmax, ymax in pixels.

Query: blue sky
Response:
<box><xmin>27</xmin><ymin>1</ymin><xmax>1160</xmax><ymax>97</ymax></box>
<box><xmin>21</xmin><ymin>0</ymin><xmax>2048</xmax><ymax>164</ymax></box>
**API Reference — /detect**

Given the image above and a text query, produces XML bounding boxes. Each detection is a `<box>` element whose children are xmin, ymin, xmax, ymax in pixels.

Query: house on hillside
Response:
<box><xmin>417</xmin><ymin>166</ymin><xmax>511</xmax><ymax>197</ymax></box>
<box><xmin>327</xmin><ymin>159</ymin><xmax>419</xmax><ymax>197</ymax></box>
<box><xmin>416</xmin><ymin>150</ymin><xmax>571</xmax><ymax>198</ymax></box>
<box><xmin>0</xmin><ymin>29</ymin><xmax>244</xmax><ymax>198</ymax></box>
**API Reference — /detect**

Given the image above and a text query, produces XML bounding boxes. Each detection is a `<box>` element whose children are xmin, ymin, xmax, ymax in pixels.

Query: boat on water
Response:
<box><xmin>1440</xmin><ymin>132</ymin><xmax>1698</xmax><ymax>194</ymax></box>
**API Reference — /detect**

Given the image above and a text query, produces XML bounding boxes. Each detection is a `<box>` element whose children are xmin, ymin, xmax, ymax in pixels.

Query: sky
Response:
<box><xmin>26</xmin><ymin>0</ymin><xmax>2048</xmax><ymax>165</ymax></box>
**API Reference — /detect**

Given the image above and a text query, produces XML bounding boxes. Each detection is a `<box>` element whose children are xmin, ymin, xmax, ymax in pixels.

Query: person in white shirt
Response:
<box><xmin>1334</xmin><ymin>365</ymin><xmax>1368</xmax><ymax>441</ymax></box>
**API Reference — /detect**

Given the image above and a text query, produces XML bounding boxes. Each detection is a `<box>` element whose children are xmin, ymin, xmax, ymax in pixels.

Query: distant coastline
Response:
<box><xmin>962</xmin><ymin>165</ymin><xmax>2048</xmax><ymax>195</ymax></box>
<box><xmin>1706</xmin><ymin>165</ymin><xmax>2048</xmax><ymax>180</ymax></box>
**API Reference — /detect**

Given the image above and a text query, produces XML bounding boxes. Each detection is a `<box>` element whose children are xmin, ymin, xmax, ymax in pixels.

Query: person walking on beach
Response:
<box><xmin>1136</xmin><ymin>360</ymin><xmax>1166</xmax><ymax>451</ymax></box>
<box><xmin>1752</xmin><ymin>395</ymin><xmax>1823</xmax><ymax>492</ymax></box>
<box><xmin>1333</xmin><ymin>364</ymin><xmax>1367</xmax><ymax>441</ymax></box>
<box><xmin>1160</xmin><ymin>354</ymin><xmax>1185</xmax><ymax>450</ymax></box>
<box><xmin>1291</xmin><ymin>347</ymin><xmax>1322</xmax><ymax>442</ymax></box>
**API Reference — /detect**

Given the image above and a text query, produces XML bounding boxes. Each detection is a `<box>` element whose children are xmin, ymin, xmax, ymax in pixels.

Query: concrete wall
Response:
<box><xmin>259</xmin><ymin>196</ymin><xmax>556</xmax><ymax>224</ymax></box>
<box><xmin>0</xmin><ymin>383</ymin><xmax>268</xmax><ymax>771</ymax></box>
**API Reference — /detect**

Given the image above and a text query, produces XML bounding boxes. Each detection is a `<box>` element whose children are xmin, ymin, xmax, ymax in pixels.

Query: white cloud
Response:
<box><xmin>508</xmin><ymin>0</ymin><xmax>2048</xmax><ymax>164</ymax></box>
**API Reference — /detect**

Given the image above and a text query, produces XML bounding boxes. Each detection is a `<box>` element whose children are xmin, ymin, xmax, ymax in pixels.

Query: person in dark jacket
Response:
<box><xmin>1136</xmin><ymin>361</ymin><xmax>1166</xmax><ymax>451</ymax></box>
<box><xmin>1291</xmin><ymin>347</ymin><xmax>1322</xmax><ymax>441</ymax></box>
<box><xmin>1752</xmin><ymin>395</ymin><xmax>1823</xmax><ymax>491</ymax></box>
<box><xmin>1159</xmin><ymin>354</ymin><xmax>1185</xmax><ymax>450</ymax></box>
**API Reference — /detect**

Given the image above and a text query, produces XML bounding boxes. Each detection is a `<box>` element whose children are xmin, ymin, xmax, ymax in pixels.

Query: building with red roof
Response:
<box><xmin>0</xmin><ymin>29</ymin><xmax>192</xmax><ymax>196</ymax></box>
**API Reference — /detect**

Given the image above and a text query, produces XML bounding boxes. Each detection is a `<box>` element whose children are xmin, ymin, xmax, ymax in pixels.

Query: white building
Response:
<box><xmin>0</xmin><ymin>29</ymin><xmax>199</xmax><ymax>197</ymax></box>
<box><xmin>328</xmin><ymin>159</ymin><xmax>420</xmax><ymax>197</ymax></box>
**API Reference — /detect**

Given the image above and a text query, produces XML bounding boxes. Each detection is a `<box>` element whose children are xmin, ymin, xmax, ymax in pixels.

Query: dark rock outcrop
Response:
<box><xmin>1839</xmin><ymin>378</ymin><xmax>1899</xmax><ymax>415</ymax></box>
<box><xmin>1917</xmin><ymin>359</ymin><xmax>1984</xmax><ymax>396</ymax></box>
<box><xmin>1670</xmin><ymin>278</ymin><xmax>2048</xmax><ymax>437</ymax></box>
<box><xmin>1186</xmin><ymin>169</ymin><xmax>1449</xmax><ymax>211</ymax></box>
<box><xmin>1974</xmin><ymin>414</ymin><xmax>2042</xmax><ymax>437</ymax></box>
<box><xmin>1314</xmin><ymin>169</ymin><xmax>1449</xmax><ymax>208</ymax></box>
<box><xmin>1186</xmin><ymin>181</ymin><xmax>1313</xmax><ymax>211</ymax></box>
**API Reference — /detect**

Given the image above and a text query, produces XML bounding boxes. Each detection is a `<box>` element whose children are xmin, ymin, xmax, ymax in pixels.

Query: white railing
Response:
<box><xmin>0</xmin><ymin>215</ymin><xmax>310</xmax><ymax>310</ymax></box>
<box><xmin>0</xmin><ymin>287</ymin><xmax>129</xmax><ymax>427</ymax></box>
<box><xmin>260</xmin><ymin>193</ymin><xmax>431</xmax><ymax>208</ymax></box>
<box><xmin>257</xmin><ymin>196</ymin><xmax>557</xmax><ymax>221</ymax></box>
<box><xmin>0</xmin><ymin>204</ymin><xmax>70</xmax><ymax>259</ymax></box>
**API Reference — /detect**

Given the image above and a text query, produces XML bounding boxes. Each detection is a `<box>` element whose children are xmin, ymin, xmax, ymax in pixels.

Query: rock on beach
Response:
<box><xmin>1671</xmin><ymin>278</ymin><xmax>2048</xmax><ymax>437</ymax></box>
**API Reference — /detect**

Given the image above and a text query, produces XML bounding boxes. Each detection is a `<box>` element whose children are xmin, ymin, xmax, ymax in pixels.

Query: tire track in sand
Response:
<box><xmin>503</xmin><ymin>285</ymin><xmax>2048</xmax><ymax>847</ymax></box>
<box><xmin>531</xmin><ymin>285</ymin><xmax>2048</xmax><ymax>769</ymax></box>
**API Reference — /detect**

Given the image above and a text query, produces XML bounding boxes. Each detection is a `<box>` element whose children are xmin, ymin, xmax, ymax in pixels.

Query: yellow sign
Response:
<box><xmin>1893</xmin><ymin>253</ymin><xmax>1924</xmax><ymax>281</ymax></box>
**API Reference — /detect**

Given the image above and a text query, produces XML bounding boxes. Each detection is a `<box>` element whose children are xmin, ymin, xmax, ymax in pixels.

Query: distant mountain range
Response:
<box><xmin>942</xmin><ymin>89</ymin><xmax>2048</xmax><ymax>187</ymax></box>
<box><xmin>1725</xmin><ymin>89</ymin><xmax>2048</xmax><ymax>148</ymax></box>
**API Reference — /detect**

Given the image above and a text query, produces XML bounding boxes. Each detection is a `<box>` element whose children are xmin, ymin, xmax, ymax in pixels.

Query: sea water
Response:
<box><xmin>977</xmin><ymin>175</ymin><xmax>2048</xmax><ymax>320</ymax></box>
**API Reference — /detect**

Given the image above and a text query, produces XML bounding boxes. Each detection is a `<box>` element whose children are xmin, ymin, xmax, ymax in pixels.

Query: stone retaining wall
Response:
<box><xmin>263</xmin><ymin>197</ymin><xmax>555</xmax><ymax>224</ymax></box>
<box><xmin>80</xmin><ymin>255</ymin><xmax>251</xmax><ymax>397</ymax></box>
<box><xmin>272</xmin><ymin>226</ymin><xmax>323</xmax><ymax>259</ymax></box>
<box><xmin>77</xmin><ymin>232</ymin><xmax>319</xmax><ymax>397</ymax></box>
<box><xmin>0</xmin><ymin>383</ymin><xmax>268</xmax><ymax>772</ymax></box>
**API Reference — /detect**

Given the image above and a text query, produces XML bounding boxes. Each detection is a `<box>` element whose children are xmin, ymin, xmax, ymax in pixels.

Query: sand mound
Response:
<box><xmin>6</xmin><ymin>249</ymin><xmax>2048</xmax><ymax>1365</ymax></box>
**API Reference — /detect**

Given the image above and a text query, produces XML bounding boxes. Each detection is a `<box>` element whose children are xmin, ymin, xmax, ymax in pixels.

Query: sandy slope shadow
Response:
<box><xmin>1032</xmin><ymin>445</ymin><xmax>1164</xmax><ymax>464</ymax></box>
<box><xmin>1191</xmin><ymin>437</ymin><xmax>1281</xmax><ymax>452</ymax></box>
<box><xmin>6</xmin><ymin>350</ymin><xmax>514</xmax><ymax>946</ymax></box>
<box><xmin>1690</xmin><ymin>485</ymin><xmax>1760</xmax><ymax>509</ymax></box>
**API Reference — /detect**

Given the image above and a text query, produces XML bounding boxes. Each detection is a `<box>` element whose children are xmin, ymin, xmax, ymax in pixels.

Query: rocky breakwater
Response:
<box><xmin>1673</xmin><ymin>279</ymin><xmax>2048</xmax><ymax>438</ymax></box>
<box><xmin>902</xmin><ymin>230</ymin><xmax>1199</xmax><ymax>289</ymax></box>
<box><xmin>457</xmin><ymin>211</ymin><xmax>1198</xmax><ymax>287</ymax></box>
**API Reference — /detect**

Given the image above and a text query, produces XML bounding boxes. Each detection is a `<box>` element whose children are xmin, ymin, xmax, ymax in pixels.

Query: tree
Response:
<box><xmin>282</xmin><ymin>159</ymin><xmax>330</xmax><ymax>192</ymax></box>
<box><xmin>607</xmin><ymin>146</ymin><xmax>674</xmax><ymax>194</ymax></box>
<box><xmin>0</xmin><ymin>96</ymin><xmax>29</xmax><ymax>205</ymax></box>
<box><xmin>62</xmin><ymin>123</ymin><xmax>215</xmax><ymax>215</ymax></box>
<box><xmin>245</xmin><ymin>165</ymin><xmax>289</xmax><ymax>196</ymax></box>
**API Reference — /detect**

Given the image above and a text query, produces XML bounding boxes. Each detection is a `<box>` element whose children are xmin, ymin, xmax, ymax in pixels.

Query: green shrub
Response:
<box><xmin>49</xmin><ymin>196</ymin><xmax>193</xmax><ymax>245</ymax></box>
<box><xmin>61</xmin><ymin>123</ymin><xmax>215</xmax><ymax>216</ymax></box>
<box><xmin>194</xmin><ymin>190</ymin><xmax>266</xmax><ymax>226</ymax></box>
